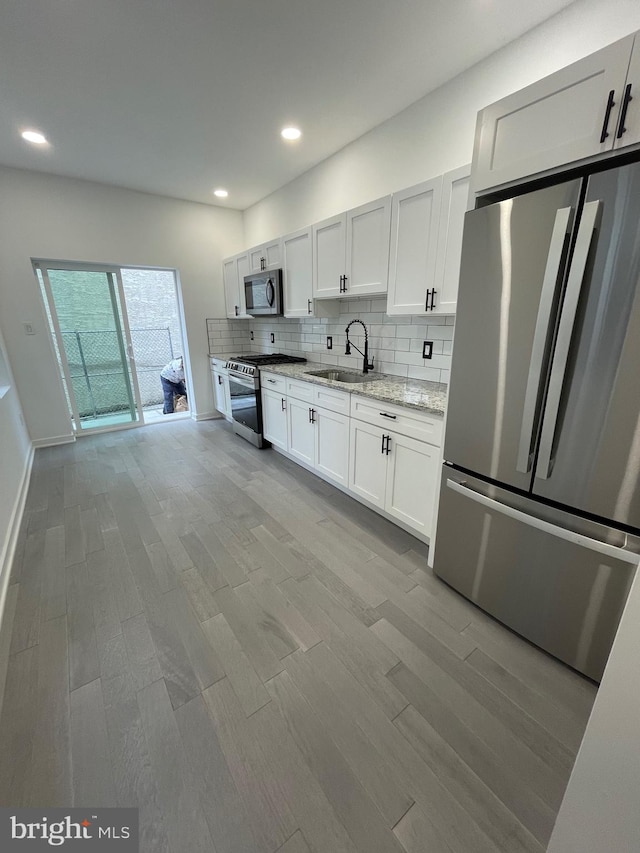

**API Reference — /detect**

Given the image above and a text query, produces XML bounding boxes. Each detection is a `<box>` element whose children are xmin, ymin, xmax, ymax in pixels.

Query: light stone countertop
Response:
<box><xmin>259</xmin><ymin>361</ymin><xmax>447</xmax><ymax>416</ymax></box>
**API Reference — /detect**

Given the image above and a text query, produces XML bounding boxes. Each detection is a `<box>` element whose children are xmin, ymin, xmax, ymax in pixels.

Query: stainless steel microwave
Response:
<box><xmin>243</xmin><ymin>269</ymin><xmax>283</xmax><ymax>316</ymax></box>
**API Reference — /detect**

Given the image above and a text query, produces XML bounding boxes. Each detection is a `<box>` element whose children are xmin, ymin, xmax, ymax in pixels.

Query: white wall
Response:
<box><xmin>0</xmin><ymin>324</ymin><xmax>32</xmax><ymax>620</ymax></box>
<box><xmin>243</xmin><ymin>0</ymin><xmax>640</xmax><ymax>244</ymax></box>
<box><xmin>0</xmin><ymin>166</ymin><xmax>243</xmax><ymax>443</ymax></box>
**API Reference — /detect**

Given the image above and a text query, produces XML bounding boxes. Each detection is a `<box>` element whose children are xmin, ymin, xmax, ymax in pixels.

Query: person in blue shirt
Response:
<box><xmin>160</xmin><ymin>356</ymin><xmax>187</xmax><ymax>414</ymax></box>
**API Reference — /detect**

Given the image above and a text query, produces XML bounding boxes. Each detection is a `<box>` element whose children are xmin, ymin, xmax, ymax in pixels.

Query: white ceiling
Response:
<box><xmin>1</xmin><ymin>0</ymin><xmax>577</xmax><ymax>210</ymax></box>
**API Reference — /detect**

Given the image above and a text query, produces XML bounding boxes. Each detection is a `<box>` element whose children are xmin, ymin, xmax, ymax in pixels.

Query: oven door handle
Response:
<box><xmin>228</xmin><ymin>371</ymin><xmax>257</xmax><ymax>389</ymax></box>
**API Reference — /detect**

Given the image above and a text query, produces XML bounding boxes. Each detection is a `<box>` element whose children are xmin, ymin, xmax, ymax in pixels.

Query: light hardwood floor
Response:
<box><xmin>0</xmin><ymin>418</ymin><xmax>597</xmax><ymax>852</ymax></box>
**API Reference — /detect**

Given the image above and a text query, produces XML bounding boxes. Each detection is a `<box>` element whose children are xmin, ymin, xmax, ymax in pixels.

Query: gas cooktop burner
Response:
<box><xmin>232</xmin><ymin>353</ymin><xmax>307</xmax><ymax>366</ymax></box>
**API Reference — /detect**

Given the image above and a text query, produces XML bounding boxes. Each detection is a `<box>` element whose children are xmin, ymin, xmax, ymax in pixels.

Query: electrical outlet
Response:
<box><xmin>270</xmin><ymin>332</ymin><xmax>275</xmax><ymax>344</ymax></box>
<box><xmin>250</xmin><ymin>330</ymin><xmax>254</xmax><ymax>341</ymax></box>
<box><xmin>422</xmin><ymin>340</ymin><xmax>433</xmax><ymax>359</ymax></box>
<box><xmin>327</xmin><ymin>336</ymin><xmax>333</xmax><ymax>350</ymax></box>
<box><xmin>23</xmin><ymin>323</ymin><xmax>35</xmax><ymax>335</ymax></box>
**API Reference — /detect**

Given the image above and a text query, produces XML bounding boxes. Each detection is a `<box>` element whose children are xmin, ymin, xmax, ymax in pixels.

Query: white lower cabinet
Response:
<box><xmin>314</xmin><ymin>406</ymin><xmax>350</xmax><ymax>488</ymax></box>
<box><xmin>287</xmin><ymin>397</ymin><xmax>316</xmax><ymax>466</ymax></box>
<box><xmin>261</xmin><ymin>387</ymin><xmax>288</xmax><ymax>450</ymax></box>
<box><xmin>349</xmin><ymin>420</ymin><xmax>388</xmax><ymax>509</ymax></box>
<box><xmin>261</xmin><ymin>375</ymin><xmax>442</xmax><ymax>540</ymax></box>
<box><xmin>286</xmin><ymin>396</ymin><xmax>350</xmax><ymax>486</ymax></box>
<box><xmin>211</xmin><ymin>367</ymin><xmax>231</xmax><ymax>418</ymax></box>
<box><xmin>384</xmin><ymin>430</ymin><xmax>439</xmax><ymax>537</ymax></box>
<box><xmin>349</xmin><ymin>418</ymin><xmax>439</xmax><ymax>538</ymax></box>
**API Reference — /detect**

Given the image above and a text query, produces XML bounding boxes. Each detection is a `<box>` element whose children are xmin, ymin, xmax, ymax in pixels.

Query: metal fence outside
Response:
<box><xmin>61</xmin><ymin>327</ymin><xmax>176</xmax><ymax>418</ymax></box>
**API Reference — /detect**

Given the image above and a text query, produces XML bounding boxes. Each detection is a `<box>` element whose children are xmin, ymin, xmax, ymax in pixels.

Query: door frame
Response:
<box><xmin>35</xmin><ymin>260</ymin><xmax>146</xmax><ymax>435</ymax></box>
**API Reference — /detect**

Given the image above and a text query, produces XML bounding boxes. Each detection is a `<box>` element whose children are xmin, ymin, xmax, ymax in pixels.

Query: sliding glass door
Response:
<box><xmin>35</xmin><ymin>262</ymin><xmax>144</xmax><ymax>433</ymax></box>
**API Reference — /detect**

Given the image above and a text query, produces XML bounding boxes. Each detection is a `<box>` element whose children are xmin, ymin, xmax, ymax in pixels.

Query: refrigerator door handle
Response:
<box><xmin>516</xmin><ymin>206</ymin><xmax>574</xmax><ymax>473</ymax></box>
<box><xmin>536</xmin><ymin>200</ymin><xmax>601</xmax><ymax>480</ymax></box>
<box><xmin>446</xmin><ymin>478</ymin><xmax>639</xmax><ymax>565</ymax></box>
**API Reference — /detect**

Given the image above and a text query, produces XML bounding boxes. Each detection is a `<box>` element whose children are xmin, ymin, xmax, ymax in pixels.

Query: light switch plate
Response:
<box><xmin>327</xmin><ymin>336</ymin><xmax>333</xmax><ymax>350</ymax></box>
<box><xmin>270</xmin><ymin>332</ymin><xmax>275</xmax><ymax>344</ymax></box>
<box><xmin>422</xmin><ymin>340</ymin><xmax>433</xmax><ymax>359</ymax></box>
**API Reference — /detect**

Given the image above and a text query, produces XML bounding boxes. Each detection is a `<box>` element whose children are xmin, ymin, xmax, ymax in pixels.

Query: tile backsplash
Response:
<box><xmin>207</xmin><ymin>297</ymin><xmax>454</xmax><ymax>385</ymax></box>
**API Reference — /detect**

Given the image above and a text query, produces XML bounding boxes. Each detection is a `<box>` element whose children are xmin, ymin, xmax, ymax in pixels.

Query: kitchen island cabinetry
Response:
<box><xmin>473</xmin><ymin>32</ymin><xmax>640</xmax><ymax>193</ymax></box>
<box><xmin>312</xmin><ymin>196</ymin><xmax>392</xmax><ymax>299</ymax></box>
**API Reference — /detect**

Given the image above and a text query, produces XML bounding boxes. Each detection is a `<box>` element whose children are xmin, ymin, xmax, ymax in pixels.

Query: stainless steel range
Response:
<box><xmin>225</xmin><ymin>353</ymin><xmax>307</xmax><ymax>447</ymax></box>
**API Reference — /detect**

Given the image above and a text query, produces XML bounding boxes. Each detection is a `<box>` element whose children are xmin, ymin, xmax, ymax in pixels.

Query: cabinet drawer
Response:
<box><xmin>287</xmin><ymin>378</ymin><xmax>315</xmax><ymax>403</ymax></box>
<box><xmin>350</xmin><ymin>395</ymin><xmax>443</xmax><ymax>446</ymax></box>
<box><xmin>313</xmin><ymin>385</ymin><xmax>350</xmax><ymax>414</ymax></box>
<box><xmin>262</xmin><ymin>372</ymin><xmax>287</xmax><ymax>393</ymax></box>
<box><xmin>210</xmin><ymin>357</ymin><xmax>228</xmax><ymax>372</ymax></box>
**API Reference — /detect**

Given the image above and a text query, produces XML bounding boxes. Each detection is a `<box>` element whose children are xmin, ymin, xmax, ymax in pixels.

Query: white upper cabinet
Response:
<box><xmin>345</xmin><ymin>196</ymin><xmax>392</xmax><ymax>297</ymax></box>
<box><xmin>223</xmin><ymin>252</ymin><xmax>250</xmax><ymax>318</ymax></box>
<box><xmin>282</xmin><ymin>227</ymin><xmax>314</xmax><ymax>318</ymax></box>
<box><xmin>312</xmin><ymin>213</ymin><xmax>346</xmax><ymax>298</ymax></box>
<box><xmin>472</xmin><ymin>34</ymin><xmax>638</xmax><ymax>193</ymax></box>
<box><xmin>386</xmin><ymin>177</ymin><xmax>442</xmax><ymax>316</ymax></box>
<box><xmin>312</xmin><ymin>196</ymin><xmax>391</xmax><ymax>299</ymax></box>
<box><xmin>387</xmin><ymin>166</ymin><xmax>471</xmax><ymax>316</ymax></box>
<box><xmin>432</xmin><ymin>165</ymin><xmax>472</xmax><ymax>315</ymax></box>
<box><xmin>248</xmin><ymin>238</ymin><xmax>281</xmax><ymax>272</ymax></box>
<box><xmin>619</xmin><ymin>37</ymin><xmax>640</xmax><ymax>149</ymax></box>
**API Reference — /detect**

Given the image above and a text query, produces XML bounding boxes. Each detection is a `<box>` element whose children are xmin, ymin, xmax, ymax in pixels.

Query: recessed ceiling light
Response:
<box><xmin>281</xmin><ymin>127</ymin><xmax>302</xmax><ymax>141</ymax></box>
<box><xmin>21</xmin><ymin>129</ymin><xmax>48</xmax><ymax>145</ymax></box>
<box><xmin>213</xmin><ymin>188</ymin><xmax>228</xmax><ymax>198</ymax></box>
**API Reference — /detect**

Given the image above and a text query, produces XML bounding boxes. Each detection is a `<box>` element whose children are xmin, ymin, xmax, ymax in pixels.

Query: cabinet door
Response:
<box><xmin>223</xmin><ymin>257</ymin><xmax>240</xmax><ymax>319</ymax></box>
<box><xmin>312</xmin><ymin>214</ymin><xmax>345</xmax><ymax>298</ymax></box>
<box><xmin>384</xmin><ymin>432</ymin><xmax>439</xmax><ymax>538</ymax></box>
<box><xmin>262</xmin><ymin>388</ymin><xmax>288</xmax><ymax>450</ymax></box>
<box><xmin>287</xmin><ymin>397</ymin><xmax>315</xmax><ymax>466</ymax></box>
<box><xmin>346</xmin><ymin>196</ymin><xmax>392</xmax><ymax>297</ymax></box>
<box><xmin>473</xmin><ymin>35</ymin><xmax>635</xmax><ymax>193</ymax></box>
<box><xmin>249</xmin><ymin>239</ymin><xmax>282</xmax><ymax>272</ymax></box>
<box><xmin>315</xmin><ymin>406</ymin><xmax>349</xmax><ymax>487</ymax></box>
<box><xmin>614</xmin><ymin>34</ymin><xmax>640</xmax><ymax>149</ymax></box>
<box><xmin>386</xmin><ymin>178</ymin><xmax>442</xmax><ymax>316</ymax></box>
<box><xmin>431</xmin><ymin>165</ymin><xmax>471</xmax><ymax>315</ymax></box>
<box><xmin>212</xmin><ymin>370</ymin><xmax>231</xmax><ymax>417</ymax></box>
<box><xmin>348</xmin><ymin>420</ymin><xmax>387</xmax><ymax>509</ymax></box>
<box><xmin>283</xmin><ymin>227</ymin><xmax>313</xmax><ymax>318</ymax></box>
<box><xmin>235</xmin><ymin>254</ymin><xmax>250</xmax><ymax>317</ymax></box>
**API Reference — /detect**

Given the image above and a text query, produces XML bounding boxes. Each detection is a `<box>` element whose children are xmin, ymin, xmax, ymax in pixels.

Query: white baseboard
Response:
<box><xmin>32</xmin><ymin>433</ymin><xmax>75</xmax><ymax>448</ymax></box>
<box><xmin>0</xmin><ymin>444</ymin><xmax>34</xmax><ymax>635</ymax></box>
<box><xmin>192</xmin><ymin>411</ymin><xmax>221</xmax><ymax>421</ymax></box>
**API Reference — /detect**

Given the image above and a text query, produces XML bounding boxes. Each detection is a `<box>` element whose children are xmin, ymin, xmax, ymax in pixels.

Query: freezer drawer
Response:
<box><xmin>434</xmin><ymin>469</ymin><xmax>638</xmax><ymax>681</ymax></box>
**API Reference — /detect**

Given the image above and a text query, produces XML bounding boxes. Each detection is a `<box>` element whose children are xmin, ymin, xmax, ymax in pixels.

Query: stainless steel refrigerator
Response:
<box><xmin>434</xmin><ymin>161</ymin><xmax>640</xmax><ymax>682</ymax></box>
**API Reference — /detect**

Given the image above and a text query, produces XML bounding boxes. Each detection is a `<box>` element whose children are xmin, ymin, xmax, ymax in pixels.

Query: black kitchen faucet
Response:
<box><xmin>345</xmin><ymin>319</ymin><xmax>375</xmax><ymax>374</ymax></box>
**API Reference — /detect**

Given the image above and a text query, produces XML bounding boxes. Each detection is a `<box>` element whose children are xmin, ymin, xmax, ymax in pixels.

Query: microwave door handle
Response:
<box><xmin>516</xmin><ymin>206</ymin><xmax>574</xmax><ymax>473</ymax></box>
<box><xmin>266</xmin><ymin>279</ymin><xmax>275</xmax><ymax>307</ymax></box>
<box><xmin>536</xmin><ymin>200</ymin><xmax>601</xmax><ymax>481</ymax></box>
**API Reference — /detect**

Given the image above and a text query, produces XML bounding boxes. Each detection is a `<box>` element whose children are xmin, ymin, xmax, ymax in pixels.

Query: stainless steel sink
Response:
<box><xmin>306</xmin><ymin>369</ymin><xmax>382</xmax><ymax>384</ymax></box>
